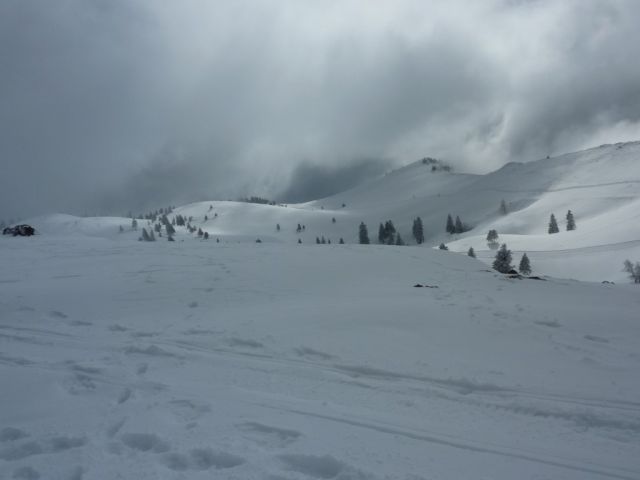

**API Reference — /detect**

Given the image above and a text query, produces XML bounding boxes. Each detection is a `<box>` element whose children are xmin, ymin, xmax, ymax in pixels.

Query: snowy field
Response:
<box><xmin>1</xmin><ymin>233</ymin><xmax>639</xmax><ymax>479</ymax></box>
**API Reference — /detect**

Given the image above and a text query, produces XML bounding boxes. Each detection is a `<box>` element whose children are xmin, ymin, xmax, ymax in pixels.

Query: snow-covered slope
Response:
<box><xmin>93</xmin><ymin>140</ymin><xmax>640</xmax><ymax>282</ymax></box>
<box><xmin>2</xmin><ymin>142</ymin><xmax>640</xmax><ymax>479</ymax></box>
<box><xmin>1</xmin><ymin>237</ymin><xmax>639</xmax><ymax>479</ymax></box>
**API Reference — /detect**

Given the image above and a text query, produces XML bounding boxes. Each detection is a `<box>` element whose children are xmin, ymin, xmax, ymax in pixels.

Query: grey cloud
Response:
<box><xmin>1</xmin><ymin>0</ymin><xmax>640</xmax><ymax>220</ymax></box>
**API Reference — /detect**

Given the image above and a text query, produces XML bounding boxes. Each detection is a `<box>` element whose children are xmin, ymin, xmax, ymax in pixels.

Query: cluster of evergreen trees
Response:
<box><xmin>240</xmin><ymin>196</ymin><xmax>277</xmax><ymax>205</ymax></box>
<box><xmin>492</xmin><ymin>244</ymin><xmax>531</xmax><ymax>275</ymax></box>
<box><xmin>378</xmin><ymin>221</ymin><xmax>404</xmax><ymax>245</ymax></box>
<box><xmin>548</xmin><ymin>210</ymin><xmax>576</xmax><ymax>233</ymax></box>
<box><xmin>446</xmin><ymin>214</ymin><xmax>469</xmax><ymax>234</ymax></box>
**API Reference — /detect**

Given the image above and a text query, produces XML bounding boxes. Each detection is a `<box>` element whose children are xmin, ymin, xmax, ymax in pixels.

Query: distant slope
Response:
<box><xmin>15</xmin><ymin>141</ymin><xmax>640</xmax><ymax>282</ymax></box>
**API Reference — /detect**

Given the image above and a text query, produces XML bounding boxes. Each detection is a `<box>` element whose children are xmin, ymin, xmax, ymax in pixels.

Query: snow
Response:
<box><xmin>1</xmin><ymin>236</ymin><xmax>640</xmax><ymax>479</ymax></box>
<box><xmin>1</xmin><ymin>142</ymin><xmax>640</xmax><ymax>478</ymax></box>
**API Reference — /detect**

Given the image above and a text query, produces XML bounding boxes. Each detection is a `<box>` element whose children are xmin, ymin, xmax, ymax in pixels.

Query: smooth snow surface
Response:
<box><xmin>1</xmin><ymin>235</ymin><xmax>639</xmax><ymax>479</ymax></box>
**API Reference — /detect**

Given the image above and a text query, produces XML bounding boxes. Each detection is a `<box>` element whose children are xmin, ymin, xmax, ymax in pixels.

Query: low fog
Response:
<box><xmin>2</xmin><ymin>0</ymin><xmax>640</xmax><ymax>219</ymax></box>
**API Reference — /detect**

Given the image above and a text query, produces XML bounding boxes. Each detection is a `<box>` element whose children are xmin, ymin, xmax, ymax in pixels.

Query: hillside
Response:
<box><xmin>1</xmin><ymin>238</ymin><xmax>639</xmax><ymax>479</ymax></box>
<box><xmin>34</xmin><ymin>141</ymin><xmax>638</xmax><ymax>283</ymax></box>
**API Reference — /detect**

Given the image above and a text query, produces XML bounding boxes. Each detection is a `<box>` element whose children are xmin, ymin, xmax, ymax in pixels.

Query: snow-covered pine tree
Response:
<box><xmin>339</xmin><ymin>238</ymin><xmax>344</xmax><ymax>244</ymax></box>
<box><xmin>316</xmin><ymin>237</ymin><xmax>320</xmax><ymax>244</ymax></box>
<box><xmin>519</xmin><ymin>253</ymin><xmax>531</xmax><ymax>275</ymax></box>
<box><xmin>467</xmin><ymin>247</ymin><xmax>476</xmax><ymax>258</ymax></box>
<box><xmin>455</xmin><ymin>216</ymin><xmax>463</xmax><ymax>234</ymax></box>
<box><xmin>499</xmin><ymin>199</ymin><xmax>508</xmax><ymax>215</ymax></box>
<box><xmin>378</xmin><ymin>223</ymin><xmax>385</xmax><ymax>244</ymax></box>
<box><xmin>446</xmin><ymin>214</ymin><xmax>455</xmax><ymax>234</ymax></box>
<box><xmin>623</xmin><ymin>260</ymin><xmax>640</xmax><ymax>283</ymax></box>
<box><xmin>492</xmin><ymin>244</ymin><xmax>513</xmax><ymax>273</ymax></box>
<box><xmin>141</xmin><ymin>228</ymin><xmax>151</xmax><ymax>241</ymax></box>
<box><xmin>395</xmin><ymin>234</ymin><xmax>404</xmax><ymax>246</ymax></box>
<box><xmin>566</xmin><ymin>210</ymin><xmax>576</xmax><ymax>231</ymax></box>
<box><xmin>359</xmin><ymin>222</ymin><xmax>370</xmax><ymax>244</ymax></box>
<box><xmin>548</xmin><ymin>214</ymin><xmax>559</xmax><ymax>234</ymax></box>
<box><xmin>412</xmin><ymin>217</ymin><xmax>424</xmax><ymax>244</ymax></box>
<box><xmin>131</xmin><ymin>218</ymin><xmax>138</xmax><ymax>231</ymax></box>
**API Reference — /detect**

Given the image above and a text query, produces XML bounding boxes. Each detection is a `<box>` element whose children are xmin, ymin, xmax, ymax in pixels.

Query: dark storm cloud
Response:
<box><xmin>1</xmin><ymin>0</ymin><xmax>640</xmax><ymax>219</ymax></box>
<box><xmin>278</xmin><ymin>159</ymin><xmax>389</xmax><ymax>203</ymax></box>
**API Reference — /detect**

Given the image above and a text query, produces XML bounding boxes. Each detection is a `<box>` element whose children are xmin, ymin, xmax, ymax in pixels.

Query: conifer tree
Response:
<box><xmin>446</xmin><ymin>214</ymin><xmax>455</xmax><ymax>234</ymax></box>
<box><xmin>519</xmin><ymin>253</ymin><xmax>531</xmax><ymax>275</ymax></box>
<box><xmin>566</xmin><ymin>210</ymin><xmax>576</xmax><ymax>231</ymax></box>
<box><xmin>131</xmin><ymin>218</ymin><xmax>138</xmax><ymax>231</ymax></box>
<box><xmin>141</xmin><ymin>228</ymin><xmax>151</xmax><ymax>241</ymax></box>
<box><xmin>378</xmin><ymin>223</ymin><xmax>385</xmax><ymax>244</ymax></box>
<box><xmin>321</xmin><ymin>236</ymin><xmax>326</xmax><ymax>244</ymax></box>
<box><xmin>439</xmin><ymin>243</ymin><xmax>449</xmax><ymax>250</ymax></box>
<box><xmin>332</xmin><ymin>217</ymin><xmax>336</xmax><ymax>223</ymax></box>
<box><xmin>316</xmin><ymin>237</ymin><xmax>320</xmax><ymax>244</ymax></box>
<box><xmin>623</xmin><ymin>260</ymin><xmax>640</xmax><ymax>283</ymax></box>
<box><xmin>119</xmin><ymin>225</ymin><xmax>124</xmax><ymax>233</ymax></box>
<box><xmin>467</xmin><ymin>247</ymin><xmax>476</xmax><ymax>258</ymax></box>
<box><xmin>204</xmin><ymin>232</ymin><xmax>209</xmax><ymax>239</ymax></box>
<box><xmin>339</xmin><ymin>237</ymin><xmax>344</xmax><ymax>244</ymax></box>
<box><xmin>499</xmin><ymin>199</ymin><xmax>508</xmax><ymax>215</ymax></box>
<box><xmin>298</xmin><ymin>238</ymin><xmax>302</xmax><ymax>244</ymax></box>
<box><xmin>276</xmin><ymin>223</ymin><xmax>280</xmax><ymax>231</ymax></box>
<box><xmin>395</xmin><ymin>234</ymin><xmax>404</xmax><ymax>246</ymax></box>
<box><xmin>455</xmin><ymin>216</ymin><xmax>463</xmax><ymax>234</ymax></box>
<box><xmin>548</xmin><ymin>214</ymin><xmax>559</xmax><ymax>234</ymax></box>
<box><xmin>486</xmin><ymin>229</ymin><xmax>499</xmax><ymax>249</ymax></box>
<box><xmin>412</xmin><ymin>217</ymin><xmax>424</xmax><ymax>244</ymax></box>
<box><xmin>359</xmin><ymin>222</ymin><xmax>370</xmax><ymax>244</ymax></box>
<box><xmin>492</xmin><ymin>244</ymin><xmax>513</xmax><ymax>273</ymax></box>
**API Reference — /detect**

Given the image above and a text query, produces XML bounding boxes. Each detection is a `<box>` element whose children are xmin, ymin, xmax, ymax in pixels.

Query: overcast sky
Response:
<box><xmin>2</xmin><ymin>0</ymin><xmax>640</xmax><ymax>219</ymax></box>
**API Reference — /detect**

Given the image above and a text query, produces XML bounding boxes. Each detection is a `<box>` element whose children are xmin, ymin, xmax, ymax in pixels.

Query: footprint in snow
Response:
<box><xmin>11</xmin><ymin>466</ymin><xmax>40</xmax><ymax>479</ymax></box>
<box><xmin>162</xmin><ymin>448</ymin><xmax>245</xmax><ymax>471</ymax></box>
<box><xmin>238</xmin><ymin>422</ymin><xmax>302</xmax><ymax>448</ymax></box>
<box><xmin>277</xmin><ymin>454</ymin><xmax>372</xmax><ymax>479</ymax></box>
<box><xmin>584</xmin><ymin>334</ymin><xmax>609</xmax><ymax>343</ymax></box>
